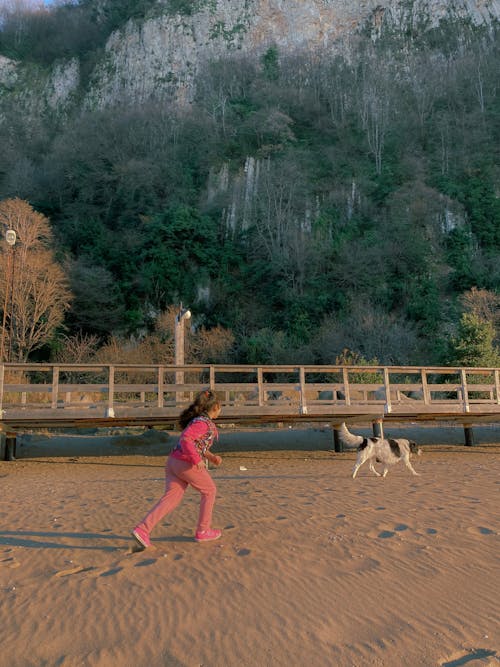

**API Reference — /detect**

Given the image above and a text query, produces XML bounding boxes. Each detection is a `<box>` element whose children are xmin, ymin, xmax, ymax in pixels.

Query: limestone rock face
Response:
<box><xmin>2</xmin><ymin>0</ymin><xmax>499</xmax><ymax>113</ymax></box>
<box><xmin>0</xmin><ymin>55</ymin><xmax>18</xmax><ymax>87</ymax></box>
<box><xmin>45</xmin><ymin>59</ymin><xmax>80</xmax><ymax>110</ymax></box>
<box><xmin>83</xmin><ymin>0</ymin><xmax>500</xmax><ymax>108</ymax></box>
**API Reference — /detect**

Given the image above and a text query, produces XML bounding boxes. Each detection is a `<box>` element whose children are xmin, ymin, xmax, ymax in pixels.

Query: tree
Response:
<box><xmin>313</xmin><ymin>301</ymin><xmax>419</xmax><ymax>366</ymax></box>
<box><xmin>53</xmin><ymin>331</ymin><xmax>100</xmax><ymax>364</ymax></box>
<box><xmin>448</xmin><ymin>313</ymin><xmax>500</xmax><ymax>367</ymax></box>
<box><xmin>0</xmin><ymin>1</ymin><xmax>105</xmax><ymax>64</ymax></box>
<box><xmin>0</xmin><ymin>198</ymin><xmax>71</xmax><ymax>360</ymax></box>
<box><xmin>261</xmin><ymin>46</ymin><xmax>280</xmax><ymax>81</ymax></box>
<box><xmin>357</xmin><ymin>55</ymin><xmax>394</xmax><ymax>175</ymax></box>
<box><xmin>459</xmin><ymin>287</ymin><xmax>500</xmax><ymax>340</ymax></box>
<box><xmin>66</xmin><ymin>258</ymin><xmax>126</xmax><ymax>336</ymax></box>
<box><xmin>188</xmin><ymin>325</ymin><xmax>235</xmax><ymax>364</ymax></box>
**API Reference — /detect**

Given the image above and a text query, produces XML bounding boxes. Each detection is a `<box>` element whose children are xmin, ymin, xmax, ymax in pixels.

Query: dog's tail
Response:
<box><xmin>337</xmin><ymin>422</ymin><xmax>364</xmax><ymax>449</ymax></box>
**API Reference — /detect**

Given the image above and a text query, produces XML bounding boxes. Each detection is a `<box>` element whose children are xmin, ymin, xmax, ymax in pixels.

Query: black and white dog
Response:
<box><xmin>337</xmin><ymin>423</ymin><xmax>422</xmax><ymax>478</ymax></box>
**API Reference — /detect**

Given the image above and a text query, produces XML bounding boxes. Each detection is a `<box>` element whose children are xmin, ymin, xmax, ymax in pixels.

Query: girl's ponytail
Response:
<box><xmin>178</xmin><ymin>389</ymin><xmax>220</xmax><ymax>429</ymax></box>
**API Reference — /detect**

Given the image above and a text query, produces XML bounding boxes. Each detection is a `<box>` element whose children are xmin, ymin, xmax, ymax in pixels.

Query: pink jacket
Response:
<box><xmin>170</xmin><ymin>415</ymin><xmax>219</xmax><ymax>466</ymax></box>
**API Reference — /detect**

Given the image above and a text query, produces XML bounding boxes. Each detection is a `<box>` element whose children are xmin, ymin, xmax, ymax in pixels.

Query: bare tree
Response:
<box><xmin>53</xmin><ymin>331</ymin><xmax>100</xmax><ymax>363</ymax></box>
<box><xmin>188</xmin><ymin>325</ymin><xmax>235</xmax><ymax>364</ymax></box>
<box><xmin>359</xmin><ymin>78</ymin><xmax>390</xmax><ymax>175</ymax></box>
<box><xmin>249</xmin><ymin>156</ymin><xmax>314</xmax><ymax>289</ymax></box>
<box><xmin>355</xmin><ymin>52</ymin><xmax>396</xmax><ymax>176</ymax></box>
<box><xmin>0</xmin><ymin>198</ymin><xmax>71</xmax><ymax>360</ymax></box>
<box><xmin>314</xmin><ymin>300</ymin><xmax>419</xmax><ymax>365</ymax></box>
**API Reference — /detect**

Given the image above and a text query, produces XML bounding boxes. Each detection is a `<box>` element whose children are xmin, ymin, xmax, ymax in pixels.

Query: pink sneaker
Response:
<box><xmin>132</xmin><ymin>526</ymin><xmax>151</xmax><ymax>548</ymax></box>
<box><xmin>194</xmin><ymin>529</ymin><xmax>222</xmax><ymax>543</ymax></box>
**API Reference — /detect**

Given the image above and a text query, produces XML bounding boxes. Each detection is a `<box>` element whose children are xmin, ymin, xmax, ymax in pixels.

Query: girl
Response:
<box><xmin>132</xmin><ymin>389</ymin><xmax>223</xmax><ymax>547</ymax></box>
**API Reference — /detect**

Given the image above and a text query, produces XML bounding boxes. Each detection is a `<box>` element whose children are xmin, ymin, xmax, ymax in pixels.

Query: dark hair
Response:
<box><xmin>178</xmin><ymin>389</ymin><xmax>220</xmax><ymax>429</ymax></box>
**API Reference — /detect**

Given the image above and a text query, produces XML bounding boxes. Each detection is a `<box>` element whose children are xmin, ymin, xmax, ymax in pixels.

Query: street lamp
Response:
<box><xmin>174</xmin><ymin>305</ymin><xmax>191</xmax><ymax>395</ymax></box>
<box><xmin>0</xmin><ymin>229</ymin><xmax>16</xmax><ymax>362</ymax></box>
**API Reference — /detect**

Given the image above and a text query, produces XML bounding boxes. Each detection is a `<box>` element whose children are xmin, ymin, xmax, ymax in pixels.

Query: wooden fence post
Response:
<box><xmin>464</xmin><ymin>424</ymin><xmax>475</xmax><ymax>447</ymax></box>
<box><xmin>421</xmin><ymin>368</ymin><xmax>430</xmax><ymax>406</ymax></box>
<box><xmin>0</xmin><ymin>364</ymin><xmax>4</xmax><ymax>413</ymax></box>
<box><xmin>332</xmin><ymin>424</ymin><xmax>343</xmax><ymax>453</ymax></box>
<box><xmin>107</xmin><ymin>365</ymin><xmax>115</xmax><ymax>417</ymax></box>
<box><xmin>460</xmin><ymin>369</ymin><xmax>470</xmax><ymax>413</ymax></box>
<box><xmin>372</xmin><ymin>419</ymin><xmax>384</xmax><ymax>439</ymax></box>
<box><xmin>257</xmin><ymin>367</ymin><xmax>264</xmax><ymax>407</ymax></box>
<box><xmin>5</xmin><ymin>433</ymin><xmax>16</xmax><ymax>460</ymax></box>
<box><xmin>158</xmin><ymin>366</ymin><xmax>164</xmax><ymax>408</ymax></box>
<box><xmin>51</xmin><ymin>366</ymin><xmax>59</xmax><ymax>409</ymax></box>
<box><xmin>299</xmin><ymin>366</ymin><xmax>307</xmax><ymax>414</ymax></box>
<box><xmin>342</xmin><ymin>367</ymin><xmax>351</xmax><ymax>406</ymax></box>
<box><xmin>383</xmin><ymin>367</ymin><xmax>392</xmax><ymax>413</ymax></box>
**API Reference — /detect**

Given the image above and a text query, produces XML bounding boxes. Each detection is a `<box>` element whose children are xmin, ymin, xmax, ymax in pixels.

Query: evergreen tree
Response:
<box><xmin>448</xmin><ymin>313</ymin><xmax>500</xmax><ymax>367</ymax></box>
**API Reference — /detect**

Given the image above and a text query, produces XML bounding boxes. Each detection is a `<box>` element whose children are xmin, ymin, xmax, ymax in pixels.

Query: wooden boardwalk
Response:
<box><xmin>1</xmin><ymin>362</ymin><xmax>500</xmax><ymax>459</ymax></box>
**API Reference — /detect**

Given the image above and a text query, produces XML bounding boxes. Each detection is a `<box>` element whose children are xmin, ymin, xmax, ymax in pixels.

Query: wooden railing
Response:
<box><xmin>1</xmin><ymin>362</ymin><xmax>500</xmax><ymax>420</ymax></box>
<box><xmin>1</xmin><ymin>362</ymin><xmax>500</xmax><ymax>459</ymax></box>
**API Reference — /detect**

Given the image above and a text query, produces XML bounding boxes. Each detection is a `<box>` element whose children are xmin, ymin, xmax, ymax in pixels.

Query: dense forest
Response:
<box><xmin>0</xmin><ymin>1</ymin><xmax>499</xmax><ymax>366</ymax></box>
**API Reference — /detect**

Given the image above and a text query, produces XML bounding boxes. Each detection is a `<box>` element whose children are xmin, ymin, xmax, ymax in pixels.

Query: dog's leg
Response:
<box><xmin>404</xmin><ymin>460</ymin><xmax>420</xmax><ymax>476</ymax></box>
<box><xmin>352</xmin><ymin>454</ymin><xmax>365</xmax><ymax>479</ymax></box>
<box><xmin>369</xmin><ymin>461</ymin><xmax>382</xmax><ymax>477</ymax></box>
<box><xmin>382</xmin><ymin>467</ymin><xmax>389</xmax><ymax>478</ymax></box>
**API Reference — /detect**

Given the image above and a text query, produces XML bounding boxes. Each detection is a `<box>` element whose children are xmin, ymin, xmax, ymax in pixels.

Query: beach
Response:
<box><xmin>0</xmin><ymin>424</ymin><xmax>499</xmax><ymax>667</ymax></box>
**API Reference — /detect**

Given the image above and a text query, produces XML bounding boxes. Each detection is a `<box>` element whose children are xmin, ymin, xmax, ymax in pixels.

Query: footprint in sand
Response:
<box><xmin>56</xmin><ymin>550</ymin><xmax>161</xmax><ymax>579</ymax></box>
<box><xmin>236</xmin><ymin>548</ymin><xmax>251</xmax><ymax>556</ymax></box>
<box><xmin>394</xmin><ymin>524</ymin><xmax>409</xmax><ymax>532</ymax></box>
<box><xmin>377</xmin><ymin>530</ymin><xmax>396</xmax><ymax>539</ymax></box>
<box><xmin>99</xmin><ymin>567</ymin><xmax>125</xmax><ymax>577</ymax></box>
<box><xmin>94</xmin><ymin>553</ymin><xmax>158</xmax><ymax>578</ymax></box>
<box><xmin>0</xmin><ymin>556</ymin><xmax>20</xmax><ymax>569</ymax></box>
<box><xmin>368</xmin><ymin>523</ymin><xmax>412</xmax><ymax>539</ymax></box>
<box><xmin>54</xmin><ymin>564</ymin><xmax>96</xmax><ymax>577</ymax></box>
<box><xmin>465</xmin><ymin>526</ymin><xmax>496</xmax><ymax>536</ymax></box>
<box><xmin>134</xmin><ymin>558</ymin><xmax>157</xmax><ymax>567</ymax></box>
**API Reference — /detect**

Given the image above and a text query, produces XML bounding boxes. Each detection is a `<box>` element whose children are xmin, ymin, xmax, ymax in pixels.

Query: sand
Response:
<box><xmin>0</xmin><ymin>424</ymin><xmax>499</xmax><ymax>667</ymax></box>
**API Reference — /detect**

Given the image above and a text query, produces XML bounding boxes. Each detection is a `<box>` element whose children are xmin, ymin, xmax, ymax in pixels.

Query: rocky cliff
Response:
<box><xmin>2</xmin><ymin>0</ymin><xmax>499</xmax><ymax>115</ymax></box>
<box><xmin>84</xmin><ymin>0</ymin><xmax>500</xmax><ymax>108</ymax></box>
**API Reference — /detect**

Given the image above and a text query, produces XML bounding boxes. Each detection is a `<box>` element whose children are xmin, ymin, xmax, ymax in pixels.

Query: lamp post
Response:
<box><xmin>0</xmin><ymin>229</ymin><xmax>16</xmax><ymax>363</ymax></box>
<box><xmin>174</xmin><ymin>305</ymin><xmax>191</xmax><ymax>399</ymax></box>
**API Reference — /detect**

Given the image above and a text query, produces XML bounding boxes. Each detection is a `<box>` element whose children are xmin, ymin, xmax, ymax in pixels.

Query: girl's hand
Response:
<box><xmin>212</xmin><ymin>455</ymin><xmax>222</xmax><ymax>467</ymax></box>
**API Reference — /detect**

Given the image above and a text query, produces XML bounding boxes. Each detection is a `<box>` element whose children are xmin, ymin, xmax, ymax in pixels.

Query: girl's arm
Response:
<box><xmin>204</xmin><ymin>450</ymin><xmax>222</xmax><ymax>466</ymax></box>
<box><xmin>179</xmin><ymin>420</ymin><xmax>209</xmax><ymax>465</ymax></box>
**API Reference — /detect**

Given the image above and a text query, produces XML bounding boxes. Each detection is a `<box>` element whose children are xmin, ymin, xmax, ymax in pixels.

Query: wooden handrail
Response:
<box><xmin>0</xmin><ymin>362</ymin><xmax>499</xmax><ymax>419</ymax></box>
<box><xmin>1</xmin><ymin>363</ymin><xmax>500</xmax><ymax>459</ymax></box>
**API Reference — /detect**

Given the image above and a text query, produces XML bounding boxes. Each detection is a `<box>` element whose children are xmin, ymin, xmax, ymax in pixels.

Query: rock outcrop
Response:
<box><xmin>2</xmin><ymin>1</ymin><xmax>499</xmax><ymax>114</ymax></box>
<box><xmin>83</xmin><ymin>0</ymin><xmax>500</xmax><ymax>108</ymax></box>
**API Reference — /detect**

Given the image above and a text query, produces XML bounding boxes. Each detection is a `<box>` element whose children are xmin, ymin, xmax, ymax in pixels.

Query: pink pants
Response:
<box><xmin>136</xmin><ymin>456</ymin><xmax>217</xmax><ymax>534</ymax></box>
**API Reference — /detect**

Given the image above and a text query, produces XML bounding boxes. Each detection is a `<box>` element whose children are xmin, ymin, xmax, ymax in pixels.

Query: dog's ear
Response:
<box><xmin>409</xmin><ymin>441</ymin><xmax>418</xmax><ymax>452</ymax></box>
